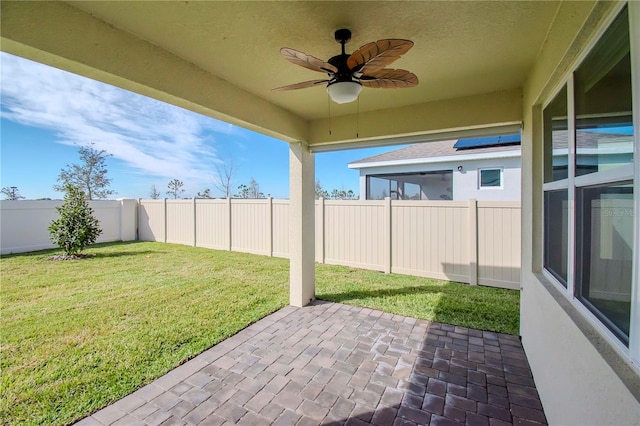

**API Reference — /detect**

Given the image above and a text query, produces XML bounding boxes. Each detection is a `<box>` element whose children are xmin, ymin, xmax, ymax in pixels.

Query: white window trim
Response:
<box><xmin>628</xmin><ymin>0</ymin><xmax>640</xmax><ymax>363</ymax></box>
<box><xmin>543</xmin><ymin>179</ymin><xmax>568</xmax><ymax>191</ymax></box>
<box><xmin>574</xmin><ymin>163</ymin><xmax>635</xmax><ymax>187</ymax></box>
<box><xmin>478</xmin><ymin>167</ymin><xmax>503</xmax><ymax>190</ymax></box>
<box><xmin>541</xmin><ymin>1</ymin><xmax>639</xmax><ymax>366</ymax></box>
<box><xmin>567</xmin><ymin>77</ymin><xmax>577</xmax><ymax>298</ymax></box>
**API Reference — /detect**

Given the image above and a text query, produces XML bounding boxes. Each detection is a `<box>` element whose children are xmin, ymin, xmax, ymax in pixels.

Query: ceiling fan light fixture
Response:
<box><xmin>327</xmin><ymin>81</ymin><xmax>362</xmax><ymax>104</ymax></box>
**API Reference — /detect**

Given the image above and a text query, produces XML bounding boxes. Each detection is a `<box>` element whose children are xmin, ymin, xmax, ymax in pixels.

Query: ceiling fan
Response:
<box><xmin>274</xmin><ymin>29</ymin><xmax>418</xmax><ymax>104</ymax></box>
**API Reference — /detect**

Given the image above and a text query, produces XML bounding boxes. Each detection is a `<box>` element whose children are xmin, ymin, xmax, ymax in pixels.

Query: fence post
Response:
<box><xmin>469</xmin><ymin>199</ymin><xmax>478</xmax><ymax>285</ymax></box>
<box><xmin>193</xmin><ymin>197</ymin><xmax>197</xmax><ymax>247</ymax></box>
<box><xmin>137</xmin><ymin>198</ymin><xmax>141</xmax><ymax>241</ymax></box>
<box><xmin>118</xmin><ymin>199</ymin><xmax>137</xmax><ymax>241</ymax></box>
<box><xmin>318</xmin><ymin>197</ymin><xmax>325</xmax><ymax>264</ymax></box>
<box><xmin>383</xmin><ymin>197</ymin><xmax>392</xmax><ymax>274</ymax></box>
<box><xmin>163</xmin><ymin>198</ymin><xmax>167</xmax><ymax>243</ymax></box>
<box><xmin>268</xmin><ymin>197</ymin><xmax>273</xmax><ymax>257</ymax></box>
<box><xmin>227</xmin><ymin>197</ymin><xmax>232</xmax><ymax>251</ymax></box>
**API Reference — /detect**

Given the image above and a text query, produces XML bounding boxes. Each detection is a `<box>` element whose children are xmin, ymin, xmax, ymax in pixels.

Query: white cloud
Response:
<box><xmin>0</xmin><ymin>52</ymin><xmax>235</xmax><ymax>186</ymax></box>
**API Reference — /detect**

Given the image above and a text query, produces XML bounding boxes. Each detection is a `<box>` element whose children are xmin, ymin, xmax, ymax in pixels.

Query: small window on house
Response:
<box><xmin>479</xmin><ymin>169</ymin><xmax>502</xmax><ymax>188</ymax></box>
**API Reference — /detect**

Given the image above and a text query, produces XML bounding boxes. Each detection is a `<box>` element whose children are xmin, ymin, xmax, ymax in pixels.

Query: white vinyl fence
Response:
<box><xmin>0</xmin><ymin>199</ymin><xmax>137</xmax><ymax>254</ymax></box>
<box><xmin>1</xmin><ymin>198</ymin><xmax>520</xmax><ymax>289</ymax></box>
<box><xmin>138</xmin><ymin>198</ymin><xmax>521</xmax><ymax>289</ymax></box>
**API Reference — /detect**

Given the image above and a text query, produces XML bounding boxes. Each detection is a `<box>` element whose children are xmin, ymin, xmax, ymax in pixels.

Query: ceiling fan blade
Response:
<box><xmin>360</xmin><ymin>69</ymin><xmax>419</xmax><ymax>88</ymax></box>
<box><xmin>280</xmin><ymin>48</ymin><xmax>338</xmax><ymax>74</ymax></box>
<box><xmin>273</xmin><ymin>79</ymin><xmax>329</xmax><ymax>91</ymax></box>
<box><xmin>347</xmin><ymin>39</ymin><xmax>414</xmax><ymax>74</ymax></box>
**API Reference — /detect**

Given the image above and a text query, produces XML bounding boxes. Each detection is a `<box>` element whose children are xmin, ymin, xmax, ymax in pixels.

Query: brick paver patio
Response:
<box><xmin>77</xmin><ymin>301</ymin><xmax>546</xmax><ymax>425</ymax></box>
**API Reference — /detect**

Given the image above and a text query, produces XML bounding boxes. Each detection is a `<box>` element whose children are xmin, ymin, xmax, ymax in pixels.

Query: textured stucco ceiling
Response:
<box><xmin>66</xmin><ymin>1</ymin><xmax>560</xmax><ymax>121</ymax></box>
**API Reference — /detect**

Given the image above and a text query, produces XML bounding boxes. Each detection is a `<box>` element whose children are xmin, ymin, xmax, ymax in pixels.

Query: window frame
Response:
<box><xmin>365</xmin><ymin>171</ymin><xmax>453</xmax><ymax>201</ymax></box>
<box><xmin>478</xmin><ymin>167</ymin><xmax>503</xmax><ymax>190</ymax></box>
<box><xmin>540</xmin><ymin>1</ymin><xmax>639</xmax><ymax>364</ymax></box>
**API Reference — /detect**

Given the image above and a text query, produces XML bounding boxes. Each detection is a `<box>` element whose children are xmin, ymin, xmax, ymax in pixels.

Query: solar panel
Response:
<box><xmin>453</xmin><ymin>134</ymin><xmax>521</xmax><ymax>149</ymax></box>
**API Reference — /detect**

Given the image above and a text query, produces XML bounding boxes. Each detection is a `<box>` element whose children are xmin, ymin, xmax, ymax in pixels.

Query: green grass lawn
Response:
<box><xmin>316</xmin><ymin>266</ymin><xmax>519</xmax><ymax>334</ymax></box>
<box><xmin>1</xmin><ymin>241</ymin><xmax>519</xmax><ymax>425</ymax></box>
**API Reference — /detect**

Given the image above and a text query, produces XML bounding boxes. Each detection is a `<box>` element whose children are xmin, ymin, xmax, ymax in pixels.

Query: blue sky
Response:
<box><xmin>1</xmin><ymin>52</ymin><xmax>397</xmax><ymax>200</ymax></box>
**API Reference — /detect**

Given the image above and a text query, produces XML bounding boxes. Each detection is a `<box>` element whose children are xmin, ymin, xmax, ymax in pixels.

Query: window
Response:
<box><xmin>366</xmin><ymin>171</ymin><xmax>452</xmax><ymax>200</ymax></box>
<box><xmin>404</xmin><ymin>182</ymin><xmax>421</xmax><ymax>200</ymax></box>
<box><xmin>576</xmin><ymin>183</ymin><xmax>633</xmax><ymax>345</ymax></box>
<box><xmin>542</xmin><ymin>5</ymin><xmax>636</xmax><ymax>349</ymax></box>
<box><xmin>543</xmin><ymin>86</ymin><xmax>569</xmax><ymax>286</ymax></box>
<box><xmin>574</xmin><ymin>8</ymin><xmax>634</xmax><ymax>177</ymax></box>
<box><xmin>543</xmin><ymin>86</ymin><xmax>569</xmax><ymax>182</ymax></box>
<box><xmin>544</xmin><ymin>189</ymin><xmax>569</xmax><ymax>286</ymax></box>
<box><xmin>479</xmin><ymin>168</ymin><xmax>502</xmax><ymax>188</ymax></box>
<box><xmin>367</xmin><ymin>176</ymin><xmax>390</xmax><ymax>200</ymax></box>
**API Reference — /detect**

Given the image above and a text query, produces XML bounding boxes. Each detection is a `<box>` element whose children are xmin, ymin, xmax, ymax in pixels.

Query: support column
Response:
<box><xmin>289</xmin><ymin>141</ymin><xmax>315</xmax><ymax>307</ymax></box>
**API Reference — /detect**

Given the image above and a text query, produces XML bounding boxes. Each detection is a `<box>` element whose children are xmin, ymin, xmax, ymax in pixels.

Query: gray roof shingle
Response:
<box><xmin>349</xmin><ymin>139</ymin><xmax>520</xmax><ymax>166</ymax></box>
<box><xmin>349</xmin><ymin>130</ymin><xmax>631</xmax><ymax>167</ymax></box>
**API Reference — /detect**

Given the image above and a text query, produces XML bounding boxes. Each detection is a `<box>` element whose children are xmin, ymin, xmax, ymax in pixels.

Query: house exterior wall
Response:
<box><xmin>520</xmin><ymin>1</ymin><xmax>640</xmax><ymax>424</ymax></box>
<box><xmin>357</xmin><ymin>156</ymin><xmax>521</xmax><ymax>201</ymax></box>
<box><xmin>453</xmin><ymin>157</ymin><xmax>521</xmax><ymax>201</ymax></box>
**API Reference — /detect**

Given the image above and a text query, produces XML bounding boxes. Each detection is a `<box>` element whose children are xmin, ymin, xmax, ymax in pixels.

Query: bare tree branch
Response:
<box><xmin>213</xmin><ymin>158</ymin><xmax>236</xmax><ymax>198</ymax></box>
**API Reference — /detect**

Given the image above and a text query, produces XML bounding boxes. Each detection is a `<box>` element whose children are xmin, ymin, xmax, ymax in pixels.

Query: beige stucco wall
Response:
<box><xmin>308</xmin><ymin>89</ymin><xmax>523</xmax><ymax>146</ymax></box>
<box><xmin>520</xmin><ymin>1</ymin><xmax>640</xmax><ymax>424</ymax></box>
<box><xmin>521</xmin><ymin>274</ymin><xmax>640</xmax><ymax>425</ymax></box>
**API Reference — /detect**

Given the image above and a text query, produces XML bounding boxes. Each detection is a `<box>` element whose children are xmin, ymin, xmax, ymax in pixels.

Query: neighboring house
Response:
<box><xmin>349</xmin><ymin>135</ymin><xmax>521</xmax><ymax>201</ymax></box>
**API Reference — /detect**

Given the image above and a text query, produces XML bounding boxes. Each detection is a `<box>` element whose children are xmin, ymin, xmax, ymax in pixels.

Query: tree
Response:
<box><xmin>235</xmin><ymin>177</ymin><xmax>265</xmax><ymax>198</ymax></box>
<box><xmin>166</xmin><ymin>179</ymin><xmax>185</xmax><ymax>199</ymax></box>
<box><xmin>248</xmin><ymin>177</ymin><xmax>265</xmax><ymax>199</ymax></box>
<box><xmin>53</xmin><ymin>143</ymin><xmax>115</xmax><ymax>200</ymax></box>
<box><xmin>235</xmin><ymin>184</ymin><xmax>248</xmax><ymax>198</ymax></box>
<box><xmin>213</xmin><ymin>159</ymin><xmax>236</xmax><ymax>198</ymax></box>
<box><xmin>197</xmin><ymin>188</ymin><xmax>213</xmax><ymax>198</ymax></box>
<box><xmin>48</xmin><ymin>185</ymin><xmax>102</xmax><ymax>256</ymax></box>
<box><xmin>315</xmin><ymin>180</ymin><xmax>329</xmax><ymax>199</ymax></box>
<box><xmin>1</xmin><ymin>186</ymin><xmax>25</xmax><ymax>200</ymax></box>
<box><xmin>330</xmin><ymin>187</ymin><xmax>357</xmax><ymax>200</ymax></box>
<box><xmin>314</xmin><ymin>180</ymin><xmax>357</xmax><ymax>200</ymax></box>
<box><xmin>149</xmin><ymin>184</ymin><xmax>161</xmax><ymax>199</ymax></box>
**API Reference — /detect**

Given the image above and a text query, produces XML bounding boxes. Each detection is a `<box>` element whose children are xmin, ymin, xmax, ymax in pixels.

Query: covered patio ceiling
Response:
<box><xmin>1</xmin><ymin>1</ymin><xmax>563</xmax><ymax>150</ymax></box>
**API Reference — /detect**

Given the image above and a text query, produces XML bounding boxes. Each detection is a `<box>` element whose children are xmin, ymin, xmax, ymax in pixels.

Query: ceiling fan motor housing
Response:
<box><xmin>328</xmin><ymin>54</ymin><xmax>357</xmax><ymax>83</ymax></box>
<box><xmin>334</xmin><ymin>29</ymin><xmax>352</xmax><ymax>45</ymax></box>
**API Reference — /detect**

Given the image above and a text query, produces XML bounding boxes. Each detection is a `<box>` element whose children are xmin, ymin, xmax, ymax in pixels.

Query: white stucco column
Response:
<box><xmin>289</xmin><ymin>141</ymin><xmax>315</xmax><ymax>307</ymax></box>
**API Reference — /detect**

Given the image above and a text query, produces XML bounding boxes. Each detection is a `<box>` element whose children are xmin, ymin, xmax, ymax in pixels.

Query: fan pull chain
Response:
<box><xmin>328</xmin><ymin>94</ymin><xmax>332</xmax><ymax>136</ymax></box>
<box><xmin>356</xmin><ymin>96</ymin><xmax>360</xmax><ymax>138</ymax></box>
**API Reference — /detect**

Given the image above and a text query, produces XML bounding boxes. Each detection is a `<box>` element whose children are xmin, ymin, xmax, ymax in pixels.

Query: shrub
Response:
<box><xmin>49</xmin><ymin>185</ymin><xmax>102</xmax><ymax>256</ymax></box>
